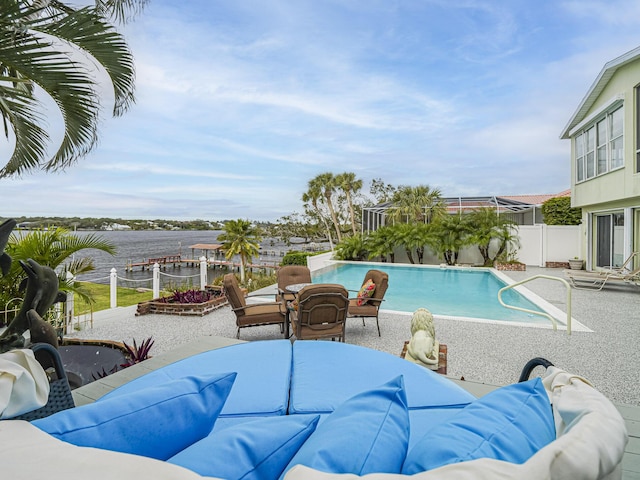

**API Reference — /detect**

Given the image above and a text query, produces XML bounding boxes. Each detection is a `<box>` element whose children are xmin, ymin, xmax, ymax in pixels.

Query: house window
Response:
<box><xmin>575</xmin><ymin>106</ymin><xmax>624</xmax><ymax>182</ymax></box>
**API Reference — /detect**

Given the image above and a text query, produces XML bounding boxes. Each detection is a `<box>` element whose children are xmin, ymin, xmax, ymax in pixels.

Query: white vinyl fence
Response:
<box><xmin>382</xmin><ymin>225</ymin><xmax>582</xmax><ymax>267</ymax></box>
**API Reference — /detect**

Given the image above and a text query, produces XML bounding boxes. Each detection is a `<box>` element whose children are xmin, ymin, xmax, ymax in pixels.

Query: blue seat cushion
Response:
<box><xmin>402</xmin><ymin>378</ymin><xmax>556</xmax><ymax>473</ymax></box>
<box><xmin>289</xmin><ymin>341</ymin><xmax>474</xmax><ymax>413</ymax></box>
<box><xmin>33</xmin><ymin>373</ymin><xmax>236</xmax><ymax>461</ymax></box>
<box><xmin>281</xmin><ymin>376</ymin><xmax>410</xmax><ymax>478</ymax></box>
<box><xmin>168</xmin><ymin>414</ymin><xmax>319</xmax><ymax>480</ymax></box>
<box><xmin>100</xmin><ymin>340</ymin><xmax>292</xmax><ymax>417</ymax></box>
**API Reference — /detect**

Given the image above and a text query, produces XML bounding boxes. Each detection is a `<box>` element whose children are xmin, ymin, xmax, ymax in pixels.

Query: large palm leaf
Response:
<box><xmin>0</xmin><ymin>1</ymin><xmax>136</xmax><ymax>176</ymax></box>
<box><xmin>1</xmin><ymin>227</ymin><xmax>116</xmax><ymax>305</ymax></box>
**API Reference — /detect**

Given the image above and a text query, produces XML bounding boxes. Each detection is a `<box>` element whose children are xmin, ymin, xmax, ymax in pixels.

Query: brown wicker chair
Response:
<box><xmin>290</xmin><ymin>284</ymin><xmax>349</xmax><ymax>342</ymax></box>
<box><xmin>347</xmin><ymin>269</ymin><xmax>389</xmax><ymax>337</ymax></box>
<box><xmin>223</xmin><ymin>274</ymin><xmax>287</xmax><ymax>339</ymax></box>
<box><xmin>276</xmin><ymin>265</ymin><xmax>312</xmax><ymax>304</ymax></box>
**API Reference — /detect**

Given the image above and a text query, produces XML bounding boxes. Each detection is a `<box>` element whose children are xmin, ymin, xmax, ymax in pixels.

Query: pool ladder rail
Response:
<box><xmin>497</xmin><ymin>275</ymin><xmax>572</xmax><ymax>335</ymax></box>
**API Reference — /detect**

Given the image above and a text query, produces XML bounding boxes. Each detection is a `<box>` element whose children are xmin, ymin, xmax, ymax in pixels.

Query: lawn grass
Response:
<box><xmin>75</xmin><ymin>282</ymin><xmax>155</xmax><ymax>314</ymax></box>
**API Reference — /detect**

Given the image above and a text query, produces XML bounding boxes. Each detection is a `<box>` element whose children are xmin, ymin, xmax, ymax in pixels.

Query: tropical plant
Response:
<box><xmin>430</xmin><ymin>215</ymin><xmax>473</xmax><ymax>265</ymax></box>
<box><xmin>393</xmin><ymin>223</ymin><xmax>419</xmax><ymax>264</ymax></box>
<box><xmin>388</xmin><ymin>185</ymin><xmax>445</xmax><ymax>224</ymax></box>
<box><xmin>0</xmin><ymin>0</ymin><xmax>144</xmax><ymax>177</ymax></box>
<box><xmin>366</xmin><ymin>225</ymin><xmax>396</xmax><ymax>263</ymax></box>
<box><xmin>466</xmin><ymin>208</ymin><xmax>519</xmax><ymax>267</ymax></box>
<box><xmin>335</xmin><ymin>172</ymin><xmax>363</xmax><ymax>235</ymax></box>
<box><xmin>160</xmin><ymin>289</ymin><xmax>218</xmax><ymax>304</ymax></box>
<box><xmin>302</xmin><ymin>178</ymin><xmax>335</xmax><ymax>249</ymax></box>
<box><xmin>541</xmin><ymin>196</ymin><xmax>582</xmax><ymax>225</ymax></box>
<box><xmin>121</xmin><ymin>336</ymin><xmax>154</xmax><ymax>367</ymax></box>
<box><xmin>217</xmin><ymin>219</ymin><xmax>262</xmax><ymax>283</ymax></box>
<box><xmin>0</xmin><ymin>227</ymin><xmax>116</xmax><ymax>307</ymax></box>
<box><xmin>334</xmin><ymin>233</ymin><xmax>368</xmax><ymax>261</ymax></box>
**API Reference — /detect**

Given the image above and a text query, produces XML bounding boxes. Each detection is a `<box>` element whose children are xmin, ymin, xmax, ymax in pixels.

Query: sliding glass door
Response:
<box><xmin>595</xmin><ymin>212</ymin><xmax>624</xmax><ymax>268</ymax></box>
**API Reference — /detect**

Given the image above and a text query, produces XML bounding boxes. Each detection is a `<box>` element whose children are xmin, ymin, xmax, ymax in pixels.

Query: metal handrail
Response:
<box><xmin>498</xmin><ymin>275</ymin><xmax>572</xmax><ymax>335</ymax></box>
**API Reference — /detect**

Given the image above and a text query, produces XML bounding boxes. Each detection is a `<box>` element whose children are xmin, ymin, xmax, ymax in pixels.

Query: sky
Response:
<box><xmin>2</xmin><ymin>0</ymin><xmax>640</xmax><ymax>222</ymax></box>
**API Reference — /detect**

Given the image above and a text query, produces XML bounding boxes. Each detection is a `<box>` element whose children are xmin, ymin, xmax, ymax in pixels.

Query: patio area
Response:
<box><xmin>65</xmin><ymin>266</ymin><xmax>639</xmax><ymax>478</ymax></box>
<box><xmin>68</xmin><ymin>267</ymin><xmax>640</xmax><ymax>406</ymax></box>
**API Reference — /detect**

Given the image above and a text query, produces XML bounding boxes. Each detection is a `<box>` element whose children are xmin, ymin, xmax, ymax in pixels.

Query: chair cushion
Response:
<box><xmin>356</xmin><ymin>279</ymin><xmax>376</xmax><ymax>306</ymax></box>
<box><xmin>100</xmin><ymin>340</ymin><xmax>292</xmax><ymax>417</ymax></box>
<box><xmin>168</xmin><ymin>414</ymin><xmax>320</xmax><ymax>479</ymax></box>
<box><xmin>281</xmin><ymin>376</ymin><xmax>410</xmax><ymax>478</ymax></box>
<box><xmin>289</xmin><ymin>341</ymin><xmax>474</xmax><ymax>414</ymax></box>
<box><xmin>402</xmin><ymin>378</ymin><xmax>555</xmax><ymax>473</ymax></box>
<box><xmin>32</xmin><ymin>373</ymin><xmax>236</xmax><ymax>460</ymax></box>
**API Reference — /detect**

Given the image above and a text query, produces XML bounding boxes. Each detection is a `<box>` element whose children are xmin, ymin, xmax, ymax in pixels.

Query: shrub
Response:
<box><xmin>541</xmin><ymin>197</ymin><xmax>582</xmax><ymax>225</ymax></box>
<box><xmin>282</xmin><ymin>251</ymin><xmax>312</xmax><ymax>266</ymax></box>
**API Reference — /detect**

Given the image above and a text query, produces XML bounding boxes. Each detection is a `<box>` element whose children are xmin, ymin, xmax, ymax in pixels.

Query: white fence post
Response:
<box><xmin>153</xmin><ymin>263</ymin><xmax>160</xmax><ymax>298</ymax></box>
<box><xmin>65</xmin><ymin>271</ymin><xmax>75</xmax><ymax>334</ymax></box>
<box><xmin>110</xmin><ymin>268</ymin><xmax>117</xmax><ymax>309</ymax></box>
<box><xmin>200</xmin><ymin>256</ymin><xmax>207</xmax><ymax>290</ymax></box>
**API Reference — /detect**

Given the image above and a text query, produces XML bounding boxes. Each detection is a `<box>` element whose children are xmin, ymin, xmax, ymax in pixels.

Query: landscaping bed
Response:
<box><xmin>136</xmin><ymin>289</ymin><xmax>227</xmax><ymax>316</ymax></box>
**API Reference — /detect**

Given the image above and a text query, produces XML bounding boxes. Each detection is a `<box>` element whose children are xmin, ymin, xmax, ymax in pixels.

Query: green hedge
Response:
<box><xmin>281</xmin><ymin>251</ymin><xmax>313</xmax><ymax>265</ymax></box>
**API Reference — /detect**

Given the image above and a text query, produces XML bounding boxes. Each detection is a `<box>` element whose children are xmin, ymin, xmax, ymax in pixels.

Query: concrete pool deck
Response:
<box><xmin>67</xmin><ymin>266</ymin><xmax>640</xmax><ymax>407</ymax></box>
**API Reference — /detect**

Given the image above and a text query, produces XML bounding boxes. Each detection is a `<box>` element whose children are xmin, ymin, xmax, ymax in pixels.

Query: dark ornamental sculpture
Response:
<box><xmin>0</xmin><ymin>220</ymin><xmax>65</xmax><ymax>353</ymax></box>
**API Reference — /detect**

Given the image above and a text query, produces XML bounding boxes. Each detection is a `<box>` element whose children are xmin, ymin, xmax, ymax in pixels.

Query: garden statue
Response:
<box><xmin>405</xmin><ymin>308</ymin><xmax>440</xmax><ymax>370</ymax></box>
<box><xmin>0</xmin><ymin>218</ymin><xmax>17</xmax><ymax>277</ymax></box>
<box><xmin>0</xmin><ymin>258</ymin><xmax>65</xmax><ymax>353</ymax></box>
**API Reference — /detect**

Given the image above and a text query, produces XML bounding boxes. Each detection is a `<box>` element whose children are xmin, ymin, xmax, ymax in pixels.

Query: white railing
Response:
<box><xmin>497</xmin><ymin>275</ymin><xmax>572</xmax><ymax>334</ymax></box>
<box><xmin>108</xmin><ymin>256</ymin><xmax>209</xmax><ymax>308</ymax></box>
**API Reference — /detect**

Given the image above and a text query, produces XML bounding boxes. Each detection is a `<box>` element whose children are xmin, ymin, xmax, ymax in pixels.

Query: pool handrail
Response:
<box><xmin>498</xmin><ymin>275</ymin><xmax>572</xmax><ymax>335</ymax></box>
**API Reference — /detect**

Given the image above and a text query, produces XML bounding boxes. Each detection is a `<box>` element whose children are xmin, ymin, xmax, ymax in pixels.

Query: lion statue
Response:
<box><xmin>405</xmin><ymin>308</ymin><xmax>439</xmax><ymax>370</ymax></box>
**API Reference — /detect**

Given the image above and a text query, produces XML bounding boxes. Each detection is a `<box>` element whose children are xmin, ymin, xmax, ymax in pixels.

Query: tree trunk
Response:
<box><xmin>405</xmin><ymin>249</ymin><xmax>415</xmax><ymax>264</ymax></box>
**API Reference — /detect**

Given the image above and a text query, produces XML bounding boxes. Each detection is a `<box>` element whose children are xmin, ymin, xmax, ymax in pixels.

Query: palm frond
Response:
<box><xmin>0</xmin><ymin>2</ymin><xmax>136</xmax><ymax>176</ymax></box>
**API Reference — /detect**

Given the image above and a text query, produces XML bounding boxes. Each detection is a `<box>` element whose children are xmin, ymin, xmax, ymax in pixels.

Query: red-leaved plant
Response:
<box><xmin>121</xmin><ymin>337</ymin><xmax>154</xmax><ymax>368</ymax></box>
<box><xmin>161</xmin><ymin>289</ymin><xmax>221</xmax><ymax>304</ymax></box>
<box><xmin>92</xmin><ymin>337</ymin><xmax>155</xmax><ymax>381</ymax></box>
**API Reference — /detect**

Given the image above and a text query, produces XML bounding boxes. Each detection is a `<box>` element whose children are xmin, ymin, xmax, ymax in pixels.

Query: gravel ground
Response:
<box><xmin>67</xmin><ymin>267</ymin><xmax>640</xmax><ymax>406</ymax></box>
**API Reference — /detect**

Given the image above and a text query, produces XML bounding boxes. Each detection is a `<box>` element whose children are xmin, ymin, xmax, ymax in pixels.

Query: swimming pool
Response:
<box><xmin>312</xmin><ymin>262</ymin><xmax>561</xmax><ymax>326</ymax></box>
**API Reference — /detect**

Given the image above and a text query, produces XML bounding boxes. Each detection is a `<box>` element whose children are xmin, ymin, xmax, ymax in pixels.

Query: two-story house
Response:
<box><xmin>560</xmin><ymin>46</ymin><xmax>640</xmax><ymax>271</ymax></box>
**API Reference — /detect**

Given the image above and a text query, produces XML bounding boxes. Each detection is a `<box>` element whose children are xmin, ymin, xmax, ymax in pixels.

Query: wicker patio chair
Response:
<box><xmin>290</xmin><ymin>283</ymin><xmax>349</xmax><ymax>342</ymax></box>
<box><xmin>347</xmin><ymin>269</ymin><xmax>389</xmax><ymax>337</ymax></box>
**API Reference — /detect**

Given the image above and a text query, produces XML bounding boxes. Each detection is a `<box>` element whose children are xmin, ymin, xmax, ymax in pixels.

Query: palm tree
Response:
<box><xmin>334</xmin><ymin>233</ymin><xmax>368</xmax><ymax>261</ymax></box>
<box><xmin>0</xmin><ymin>0</ymin><xmax>143</xmax><ymax>177</ymax></box>
<box><xmin>393</xmin><ymin>223</ymin><xmax>418</xmax><ymax>264</ymax></box>
<box><xmin>304</xmin><ymin>174</ymin><xmax>342</xmax><ymax>246</ymax></box>
<box><xmin>335</xmin><ymin>172</ymin><xmax>362</xmax><ymax>235</ymax></box>
<box><xmin>0</xmin><ymin>226</ymin><xmax>117</xmax><ymax>306</ymax></box>
<box><xmin>302</xmin><ymin>185</ymin><xmax>334</xmax><ymax>250</ymax></box>
<box><xmin>389</xmin><ymin>185</ymin><xmax>445</xmax><ymax>224</ymax></box>
<box><xmin>430</xmin><ymin>215</ymin><xmax>473</xmax><ymax>265</ymax></box>
<box><xmin>367</xmin><ymin>225</ymin><xmax>396</xmax><ymax>263</ymax></box>
<box><xmin>316</xmin><ymin>172</ymin><xmax>342</xmax><ymax>242</ymax></box>
<box><xmin>467</xmin><ymin>208</ymin><xmax>519</xmax><ymax>266</ymax></box>
<box><xmin>217</xmin><ymin>219</ymin><xmax>262</xmax><ymax>284</ymax></box>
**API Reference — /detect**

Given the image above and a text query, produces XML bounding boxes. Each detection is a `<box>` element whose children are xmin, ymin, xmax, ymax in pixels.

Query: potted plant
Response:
<box><xmin>568</xmin><ymin>257</ymin><xmax>584</xmax><ymax>270</ymax></box>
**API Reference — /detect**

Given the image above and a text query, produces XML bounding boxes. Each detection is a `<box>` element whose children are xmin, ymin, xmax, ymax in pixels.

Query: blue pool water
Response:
<box><xmin>312</xmin><ymin>263</ymin><xmax>549</xmax><ymax>324</ymax></box>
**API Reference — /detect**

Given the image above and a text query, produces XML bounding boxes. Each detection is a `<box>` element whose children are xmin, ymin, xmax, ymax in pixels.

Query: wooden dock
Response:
<box><xmin>125</xmin><ymin>255</ymin><xmax>279</xmax><ymax>272</ymax></box>
<box><xmin>125</xmin><ymin>255</ymin><xmax>200</xmax><ymax>271</ymax></box>
<box><xmin>73</xmin><ymin>336</ymin><xmax>640</xmax><ymax>479</ymax></box>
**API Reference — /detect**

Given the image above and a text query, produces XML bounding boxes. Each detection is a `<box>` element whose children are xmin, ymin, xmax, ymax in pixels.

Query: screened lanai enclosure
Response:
<box><xmin>361</xmin><ymin>195</ymin><xmax>546</xmax><ymax>233</ymax></box>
